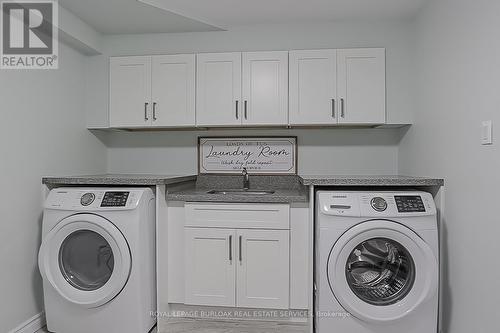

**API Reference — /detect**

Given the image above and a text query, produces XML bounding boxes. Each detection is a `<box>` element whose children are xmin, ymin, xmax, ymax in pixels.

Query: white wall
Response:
<box><xmin>0</xmin><ymin>43</ymin><xmax>107</xmax><ymax>332</ymax></box>
<box><xmin>88</xmin><ymin>20</ymin><xmax>414</xmax><ymax>173</ymax></box>
<box><xmin>398</xmin><ymin>0</ymin><xmax>500</xmax><ymax>332</ymax></box>
<box><xmin>106</xmin><ymin>128</ymin><xmax>400</xmax><ymax>175</ymax></box>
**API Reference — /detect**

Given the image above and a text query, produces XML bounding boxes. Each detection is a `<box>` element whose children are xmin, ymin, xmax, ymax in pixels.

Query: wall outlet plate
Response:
<box><xmin>481</xmin><ymin>120</ymin><xmax>493</xmax><ymax>145</ymax></box>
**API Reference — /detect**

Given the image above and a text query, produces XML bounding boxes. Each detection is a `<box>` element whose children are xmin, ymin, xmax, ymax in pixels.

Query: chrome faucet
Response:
<box><xmin>242</xmin><ymin>167</ymin><xmax>250</xmax><ymax>190</ymax></box>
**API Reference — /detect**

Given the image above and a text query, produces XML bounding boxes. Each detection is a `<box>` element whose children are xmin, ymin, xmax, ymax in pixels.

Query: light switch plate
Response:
<box><xmin>481</xmin><ymin>120</ymin><xmax>493</xmax><ymax>145</ymax></box>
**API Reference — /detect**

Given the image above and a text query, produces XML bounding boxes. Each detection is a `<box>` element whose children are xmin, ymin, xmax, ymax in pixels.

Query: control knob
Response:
<box><xmin>370</xmin><ymin>197</ymin><xmax>387</xmax><ymax>212</ymax></box>
<box><xmin>80</xmin><ymin>193</ymin><xmax>95</xmax><ymax>206</ymax></box>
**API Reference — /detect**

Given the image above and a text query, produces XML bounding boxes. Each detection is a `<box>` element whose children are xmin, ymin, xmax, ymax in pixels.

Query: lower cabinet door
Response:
<box><xmin>236</xmin><ymin>229</ymin><xmax>290</xmax><ymax>309</ymax></box>
<box><xmin>184</xmin><ymin>228</ymin><xmax>236</xmax><ymax>306</ymax></box>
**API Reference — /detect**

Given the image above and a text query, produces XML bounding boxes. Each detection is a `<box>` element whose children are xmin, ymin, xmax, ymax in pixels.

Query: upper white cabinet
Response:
<box><xmin>337</xmin><ymin>48</ymin><xmax>386</xmax><ymax>124</ymax></box>
<box><xmin>196</xmin><ymin>51</ymin><xmax>288</xmax><ymax>127</ymax></box>
<box><xmin>110</xmin><ymin>56</ymin><xmax>152</xmax><ymax>128</ymax></box>
<box><xmin>242</xmin><ymin>52</ymin><xmax>289</xmax><ymax>125</ymax></box>
<box><xmin>289</xmin><ymin>48</ymin><xmax>386</xmax><ymax>125</ymax></box>
<box><xmin>289</xmin><ymin>50</ymin><xmax>337</xmax><ymax>125</ymax></box>
<box><xmin>152</xmin><ymin>54</ymin><xmax>196</xmax><ymax>127</ymax></box>
<box><xmin>109</xmin><ymin>55</ymin><xmax>195</xmax><ymax>128</ymax></box>
<box><xmin>196</xmin><ymin>53</ymin><xmax>241</xmax><ymax>126</ymax></box>
<box><xmin>108</xmin><ymin>48</ymin><xmax>387</xmax><ymax>129</ymax></box>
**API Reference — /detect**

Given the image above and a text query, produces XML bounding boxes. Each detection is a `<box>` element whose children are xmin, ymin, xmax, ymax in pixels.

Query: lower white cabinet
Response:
<box><xmin>184</xmin><ymin>228</ymin><xmax>236</xmax><ymax>307</ymax></box>
<box><xmin>236</xmin><ymin>229</ymin><xmax>289</xmax><ymax>309</ymax></box>
<box><xmin>184</xmin><ymin>227</ymin><xmax>290</xmax><ymax>309</ymax></box>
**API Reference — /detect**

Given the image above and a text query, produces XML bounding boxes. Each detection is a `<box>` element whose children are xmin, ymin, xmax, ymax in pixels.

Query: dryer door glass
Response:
<box><xmin>345</xmin><ymin>238</ymin><xmax>415</xmax><ymax>306</ymax></box>
<box><xmin>59</xmin><ymin>230</ymin><xmax>115</xmax><ymax>291</ymax></box>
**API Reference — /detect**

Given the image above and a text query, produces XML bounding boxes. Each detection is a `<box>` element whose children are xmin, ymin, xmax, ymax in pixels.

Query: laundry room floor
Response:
<box><xmin>159</xmin><ymin>318</ymin><xmax>308</xmax><ymax>333</ymax></box>
<box><xmin>36</xmin><ymin>327</ymin><xmax>158</xmax><ymax>333</ymax></box>
<box><xmin>36</xmin><ymin>320</ymin><xmax>307</xmax><ymax>333</ymax></box>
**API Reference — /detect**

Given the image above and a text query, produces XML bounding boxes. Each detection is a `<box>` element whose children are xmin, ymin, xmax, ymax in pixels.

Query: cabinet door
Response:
<box><xmin>109</xmin><ymin>56</ymin><xmax>151</xmax><ymax>127</ymax></box>
<box><xmin>242</xmin><ymin>51</ymin><xmax>288</xmax><ymax>125</ymax></box>
<box><xmin>184</xmin><ymin>228</ymin><xmax>236</xmax><ymax>307</ymax></box>
<box><xmin>337</xmin><ymin>48</ymin><xmax>386</xmax><ymax>124</ymax></box>
<box><xmin>289</xmin><ymin>49</ymin><xmax>337</xmax><ymax>125</ymax></box>
<box><xmin>196</xmin><ymin>53</ymin><xmax>241</xmax><ymax>126</ymax></box>
<box><xmin>236</xmin><ymin>229</ymin><xmax>289</xmax><ymax>309</ymax></box>
<box><xmin>151</xmin><ymin>54</ymin><xmax>195</xmax><ymax>127</ymax></box>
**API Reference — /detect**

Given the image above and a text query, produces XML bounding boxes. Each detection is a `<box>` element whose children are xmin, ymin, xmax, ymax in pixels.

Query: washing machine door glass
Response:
<box><xmin>59</xmin><ymin>230</ymin><xmax>115</xmax><ymax>291</ymax></box>
<box><xmin>327</xmin><ymin>220</ymin><xmax>438</xmax><ymax>323</ymax></box>
<box><xmin>345</xmin><ymin>238</ymin><xmax>415</xmax><ymax>306</ymax></box>
<box><xmin>39</xmin><ymin>214</ymin><xmax>131</xmax><ymax>308</ymax></box>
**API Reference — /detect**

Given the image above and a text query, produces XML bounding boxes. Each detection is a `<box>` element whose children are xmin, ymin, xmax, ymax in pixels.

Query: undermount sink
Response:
<box><xmin>207</xmin><ymin>189</ymin><xmax>275</xmax><ymax>195</ymax></box>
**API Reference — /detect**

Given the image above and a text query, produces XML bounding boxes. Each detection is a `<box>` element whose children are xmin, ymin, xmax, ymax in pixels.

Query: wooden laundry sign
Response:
<box><xmin>198</xmin><ymin>137</ymin><xmax>297</xmax><ymax>174</ymax></box>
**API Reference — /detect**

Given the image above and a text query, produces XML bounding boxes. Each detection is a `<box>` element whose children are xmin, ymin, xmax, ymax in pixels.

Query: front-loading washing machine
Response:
<box><xmin>38</xmin><ymin>187</ymin><xmax>156</xmax><ymax>333</ymax></box>
<box><xmin>316</xmin><ymin>191</ymin><xmax>439</xmax><ymax>333</ymax></box>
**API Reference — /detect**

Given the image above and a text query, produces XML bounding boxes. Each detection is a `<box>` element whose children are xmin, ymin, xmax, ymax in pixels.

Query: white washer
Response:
<box><xmin>39</xmin><ymin>188</ymin><xmax>156</xmax><ymax>333</ymax></box>
<box><xmin>316</xmin><ymin>191</ymin><xmax>439</xmax><ymax>333</ymax></box>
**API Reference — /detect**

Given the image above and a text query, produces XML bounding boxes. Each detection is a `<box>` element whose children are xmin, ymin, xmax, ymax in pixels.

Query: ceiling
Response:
<box><xmin>59</xmin><ymin>0</ymin><xmax>429</xmax><ymax>35</ymax></box>
<box><xmin>58</xmin><ymin>0</ymin><xmax>221</xmax><ymax>34</ymax></box>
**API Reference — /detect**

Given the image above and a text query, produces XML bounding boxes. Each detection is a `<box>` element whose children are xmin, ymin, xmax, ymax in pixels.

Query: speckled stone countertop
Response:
<box><xmin>300</xmin><ymin>175</ymin><xmax>444</xmax><ymax>186</ymax></box>
<box><xmin>42</xmin><ymin>174</ymin><xmax>197</xmax><ymax>186</ymax></box>
<box><xmin>167</xmin><ymin>175</ymin><xmax>309</xmax><ymax>203</ymax></box>
<box><xmin>42</xmin><ymin>174</ymin><xmax>443</xmax><ymax>202</ymax></box>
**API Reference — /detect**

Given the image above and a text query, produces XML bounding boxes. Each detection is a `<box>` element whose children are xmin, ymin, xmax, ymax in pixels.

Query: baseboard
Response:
<box><xmin>8</xmin><ymin>312</ymin><xmax>46</xmax><ymax>333</ymax></box>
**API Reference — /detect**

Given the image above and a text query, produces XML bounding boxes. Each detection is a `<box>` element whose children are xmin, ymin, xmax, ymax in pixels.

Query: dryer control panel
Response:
<box><xmin>318</xmin><ymin>191</ymin><xmax>436</xmax><ymax>217</ymax></box>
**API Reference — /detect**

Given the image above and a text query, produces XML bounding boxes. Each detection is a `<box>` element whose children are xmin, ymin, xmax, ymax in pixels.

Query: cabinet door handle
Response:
<box><xmin>229</xmin><ymin>235</ymin><xmax>233</xmax><ymax>262</ymax></box>
<box><xmin>153</xmin><ymin>102</ymin><xmax>157</xmax><ymax>121</ymax></box>
<box><xmin>144</xmin><ymin>102</ymin><xmax>149</xmax><ymax>121</ymax></box>
<box><xmin>244</xmin><ymin>100</ymin><xmax>248</xmax><ymax>120</ymax></box>
<box><xmin>236</xmin><ymin>101</ymin><xmax>239</xmax><ymax>119</ymax></box>
<box><xmin>331</xmin><ymin>99</ymin><xmax>335</xmax><ymax>118</ymax></box>
<box><xmin>340</xmin><ymin>98</ymin><xmax>345</xmax><ymax>118</ymax></box>
<box><xmin>239</xmin><ymin>235</ymin><xmax>242</xmax><ymax>262</ymax></box>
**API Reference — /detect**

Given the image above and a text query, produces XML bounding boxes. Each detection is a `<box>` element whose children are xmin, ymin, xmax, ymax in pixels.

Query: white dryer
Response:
<box><xmin>316</xmin><ymin>191</ymin><xmax>439</xmax><ymax>333</ymax></box>
<box><xmin>38</xmin><ymin>188</ymin><xmax>156</xmax><ymax>333</ymax></box>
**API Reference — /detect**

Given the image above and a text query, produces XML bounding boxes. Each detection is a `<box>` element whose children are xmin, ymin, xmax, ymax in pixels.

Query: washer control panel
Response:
<box><xmin>45</xmin><ymin>188</ymin><xmax>147</xmax><ymax>210</ymax></box>
<box><xmin>318</xmin><ymin>191</ymin><xmax>436</xmax><ymax>217</ymax></box>
<box><xmin>101</xmin><ymin>192</ymin><xmax>130</xmax><ymax>207</ymax></box>
<box><xmin>394</xmin><ymin>195</ymin><xmax>425</xmax><ymax>213</ymax></box>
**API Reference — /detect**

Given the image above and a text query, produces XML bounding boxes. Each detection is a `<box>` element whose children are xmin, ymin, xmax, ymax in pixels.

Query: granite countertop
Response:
<box><xmin>167</xmin><ymin>175</ymin><xmax>309</xmax><ymax>203</ymax></box>
<box><xmin>42</xmin><ymin>174</ymin><xmax>197</xmax><ymax>186</ymax></box>
<box><xmin>42</xmin><ymin>174</ymin><xmax>443</xmax><ymax>202</ymax></box>
<box><xmin>300</xmin><ymin>175</ymin><xmax>444</xmax><ymax>186</ymax></box>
